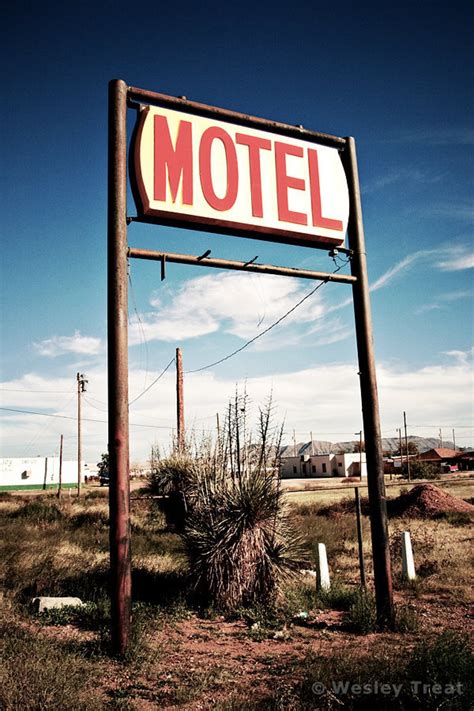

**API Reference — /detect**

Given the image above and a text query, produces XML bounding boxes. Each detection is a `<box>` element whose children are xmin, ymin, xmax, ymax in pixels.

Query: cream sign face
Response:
<box><xmin>132</xmin><ymin>105</ymin><xmax>349</xmax><ymax>248</ymax></box>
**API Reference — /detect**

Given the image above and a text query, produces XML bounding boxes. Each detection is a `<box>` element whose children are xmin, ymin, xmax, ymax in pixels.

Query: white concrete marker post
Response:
<box><xmin>316</xmin><ymin>543</ymin><xmax>331</xmax><ymax>591</ymax></box>
<box><xmin>401</xmin><ymin>532</ymin><xmax>416</xmax><ymax>581</ymax></box>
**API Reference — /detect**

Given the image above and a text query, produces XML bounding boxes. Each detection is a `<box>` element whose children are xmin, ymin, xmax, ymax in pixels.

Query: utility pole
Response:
<box><xmin>396</xmin><ymin>427</ymin><xmax>403</xmax><ymax>480</ymax></box>
<box><xmin>176</xmin><ymin>347</ymin><xmax>185</xmax><ymax>452</ymax></box>
<box><xmin>439</xmin><ymin>428</ymin><xmax>443</xmax><ymax>448</ymax></box>
<box><xmin>354</xmin><ymin>487</ymin><xmax>366</xmax><ymax>588</ymax></box>
<box><xmin>355</xmin><ymin>430</ymin><xmax>363</xmax><ymax>481</ymax></box>
<box><xmin>403</xmin><ymin>411</ymin><xmax>410</xmax><ymax>481</ymax></box>
<box><xmin>452</xmin><ymin>428</ymin><xmax>456</xmax><ymax>451</ymax></box>
<box><xmin>310</xmin><ymin>431</ymin><xmax>314</xmax><ymax>456</ymax></box>
<box><xmin>43</xmin><ymin>457</ymin><xmax>48</xmax><ymax>490</ymax></box>
<box><xmin>77</xmin><ymin>373</ymin><xmax>88</xmax><ymax>497</ymax></box>
<box><xmin>57</xmin><ymin>434</ymin><xmax>63</xmax><ymax>499</ymax></box>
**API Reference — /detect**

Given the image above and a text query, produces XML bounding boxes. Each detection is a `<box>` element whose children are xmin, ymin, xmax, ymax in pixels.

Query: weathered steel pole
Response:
<box><xmin>354</xmin><ymin>487</ymin><xmax>366</xmax><ymax>588</ymax></box>
<box><xmin>176</xmin><ymin>347</ymin><xmax>185</xmax><ymax>452</ymax></box>
<box><xmin>342</xmin><ymin>137</ymin><xmax>394</xmax><ymax>627</ymax></box>
<box><xmin>108</xmin><ymin>78</ymin><xmax>132</xmax><ymax>655</ymax></box>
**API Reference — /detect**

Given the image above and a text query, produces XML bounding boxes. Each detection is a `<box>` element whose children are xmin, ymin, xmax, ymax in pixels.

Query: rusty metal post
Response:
<box><xmin>108</xmin><ymin>78</ymin><xmax>131</xmax><ymax>655</ymax></box>
<box><xmin>176</xmin><ymin>347</ymin><xmax>185</xmax><ymax>452</ymax></box>
<box><xmin>342</xmin><ymin>137</ymin><xmax>394</xmax><ymax>627</ymax></box>
<box><xmin>354</xmin><ymin>487</ymin><xmax>366</xmax><ymax>588</ymax></box>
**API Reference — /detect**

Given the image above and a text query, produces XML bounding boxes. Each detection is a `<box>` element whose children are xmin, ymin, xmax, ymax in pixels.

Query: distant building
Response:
<box><xmin>0</xmin><ymin>457</ymin><xmax>84</xmax><ymax>490</ymax></box>
<box><xmin>280</xmin><ymin>452</ymin><xmax>367</xmax><ymax>479</ymax></box>
<box><xmin>416</xmin><ymin>448</ymin><xmax>462</xmax><ymax>473</ymax></box>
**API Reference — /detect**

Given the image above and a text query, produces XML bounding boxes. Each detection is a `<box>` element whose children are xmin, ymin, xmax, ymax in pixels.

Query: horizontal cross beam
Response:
<box><xmin>127</xmin><ymin>247</ymin><xmax>357</xmax><ymax>284</ymax></box>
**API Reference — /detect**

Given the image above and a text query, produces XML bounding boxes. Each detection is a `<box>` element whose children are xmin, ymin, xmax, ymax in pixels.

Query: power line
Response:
<box><xmin>0</xmin><ymin>406</ymin><xmax>177</xmax><ymax>430</ymax></box>
<box><xmin>0</xmin><ymin>405</ymin><xmax>218</xmax><ymax>433</ymax></box>
<box><xmin>0</xmin><ymin>388</ymin><xmax>73</xmax><ymax>394</ymax></box>
<box><xmin>187</xmin><ymin>259</ymin><xmax>350</xmax><ymax>374</ymax></box>
<box><xmin>128</xmin><ymin>270</ymin><xmax>150</xmax><ymax>391</ymax></box>
<box><xmin>129</xmin><ymin>357</ymin><xmax>176</xmax><ymax>406</ymax></box>
<box><xmin>408</xmin><ymin>424</ymin><xmax>473</xmax><ymax>429</ymax></box>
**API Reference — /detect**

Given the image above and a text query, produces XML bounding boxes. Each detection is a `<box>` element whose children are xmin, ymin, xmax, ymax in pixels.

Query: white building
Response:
<box><xmin>280</xmin><ymin>452</ymin><xmax>367</xmax><ymax>479</ymax></box>
<box><xmin>0</xmin><ymin>457</ymin><xmax>85</xmax><ymax>490</ymax></box>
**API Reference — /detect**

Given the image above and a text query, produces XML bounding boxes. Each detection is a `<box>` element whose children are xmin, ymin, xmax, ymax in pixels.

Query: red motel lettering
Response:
<box><xmin>153</xmin><ymin>115</ymin><xmax>193</xmax><ymax>205</ymax></box>
<box><xmin>136</xmin><ymin>106</ymin><xmax>348</xmax><ymax>247</ymax></box>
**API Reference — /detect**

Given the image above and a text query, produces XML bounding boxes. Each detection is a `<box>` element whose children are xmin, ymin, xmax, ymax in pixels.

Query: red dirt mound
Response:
<box><xmin>387</xmin><ymin>484</ymin><xmax>474</xmax><ymax>519</ymax></box>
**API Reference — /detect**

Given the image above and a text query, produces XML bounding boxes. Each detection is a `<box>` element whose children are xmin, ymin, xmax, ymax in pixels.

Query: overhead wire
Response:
<box><xmin>128</xmin><ymin>268</ymin><xmax>150</xmax><ymax>392</ymax></box>
<box><xmin>186</xmin><ymin>257</ymin><xmax>351</xmax><ymax>374</ymax></box>
<box><xmin>129</xmin><ymin>357</ymin><xmax>176</xmax><ymax>406</ymax></box>
<box><xmin>0</xmin><ymin>406</ymin><xmax>212</xmax><ymax>432</ymax></box>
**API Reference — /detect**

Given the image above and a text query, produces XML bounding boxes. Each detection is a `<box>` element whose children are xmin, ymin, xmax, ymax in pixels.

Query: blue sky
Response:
<box><xmin>1</xmin><ymin>0</ymin><xmax>472</xmax><ymax>462</ymax></box>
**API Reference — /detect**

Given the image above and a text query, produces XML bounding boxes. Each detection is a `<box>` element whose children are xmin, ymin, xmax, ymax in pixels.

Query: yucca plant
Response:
<box><xmin>183</xmin><ymin>392</ymin><xmax>308</xmax><ymax>611</ymax></box>
<box><xmin>148</xmin><ymin>450</ymin><xmax>200</xmax><ymax>530</ymax></box>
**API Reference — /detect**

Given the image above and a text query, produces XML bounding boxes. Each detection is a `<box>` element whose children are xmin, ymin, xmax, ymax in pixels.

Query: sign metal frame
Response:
<box><xmin>108</xmin><ymin>79</ymin><xmax>394</xmax><ymax>655</ymax></box>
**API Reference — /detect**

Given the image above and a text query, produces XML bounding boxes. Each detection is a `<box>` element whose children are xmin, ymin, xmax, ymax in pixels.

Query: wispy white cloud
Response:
<box><xmin>437</xmin><ymin>245</ymin><xmax>474</xmax><ymax>271</ymax></box>
<box><xmin>414</xmin><ymin>303</ymin><xmax>442</xmax><ymax>315</ymax></box>
<box><xmin>369</xmin><ymin>244</ymin><xmax>473</xmax><ymax>294</ymax></box>
<box><xmin>370</xmin><ymin>253</ymin><xmax>423</xmax><ymax>291</ymax></box>
<box><xmin>363</xmin><ymin>168</ymin><xmax>444</xmax><ymax>195</ymax></box>
<box><xmin>442</xmin><ymin>348</ymin><xmax>474</xmax><ymax>366</ymax></box>
<box><xmin>414</xmin><ymin>289</ymin><xmax>471</xmax><ymax>315</ymax></box>
<box><xmin>129</xmin><ymin>272</ymin><xmax>329</xmax><ymax>346</ymax></box>
<box><xmin>33</xmin><ymin>331</ymin><xmax>103</xmax><ymax>357</ymax></box>
<box><xmin>388</xmin><ymin>128</ymin><xmax>474</xmax><ymax>146</ymax></box>
<box><xmin>414</xmin><ymin>202</ymin><xmax>474</xmax><ymax>222</ymax></box>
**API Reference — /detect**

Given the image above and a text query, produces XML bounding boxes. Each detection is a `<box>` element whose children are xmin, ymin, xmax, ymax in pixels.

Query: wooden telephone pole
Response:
<box><xmin>403</xmin><ymin>411</ymin><xmax>411</xmax><ymax>481</ymax></box>
<box><xmin>176</xmin><ymin>348</ymin><xmax>185</xmax><ymax>452</ymax></box>
<box><xmin>77</xmin><ymin>373</ymin><xmax>88</xmax><ymax>496</ymax></box>
<box><xmin>57</xmin><ymin>434</ymin><xmax>63</xmax><ymax>498</ymax></box>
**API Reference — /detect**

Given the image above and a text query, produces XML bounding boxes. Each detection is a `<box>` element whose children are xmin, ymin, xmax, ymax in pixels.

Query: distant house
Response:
<box><xmin>416</xmin><ymin>448</ymin><xmax>461</xmax><ymax>472</ymax></box>
<box><xmin>454</xmin><ymin>450</ymin><xmax>474</xmax><ymax>471</ymax></box>
<box><xmin>280</xmin><ymin>453</ymin><xmax>367</xmax><ymax>479</ymax></box>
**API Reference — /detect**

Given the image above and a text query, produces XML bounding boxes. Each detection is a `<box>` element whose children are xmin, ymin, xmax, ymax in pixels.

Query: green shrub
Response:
<box><xmin>10</xmin><ymin>499</ymin><xmax>64</xmax><ymax>524</ymax></box>
<box><xmin>343</xmin><ymin>589</ymin><xmax>377</xmax><ymax>633</ymax></box>
<box><xmin>394</xmin><ymin>604</ymin><xmax>418</xmax><ymax>632</ymax></box>
<box><xmin>36</xmin><ymin>600</ymin><xmax>110</xmax><ymax>629</ymax></box>
<box><xmin>404</xmin><ymin>632</ymin><xmax>473</xmax><ymax>709</ymax></box>
<box><xmin>402</xmin><ymin>461</ymin><xmax>440</xmax><ymax>480</ymax></box>
<box><xmin>317</xmin><ymin>580</ymin><xmax>359</xmax><ymax>611</ymax></box>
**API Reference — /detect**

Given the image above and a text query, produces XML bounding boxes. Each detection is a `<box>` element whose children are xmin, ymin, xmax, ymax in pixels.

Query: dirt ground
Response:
<box><xmin>25</xmin><ymin>588</ymin><xmax>473</xmax><ymax>710</ymax></box>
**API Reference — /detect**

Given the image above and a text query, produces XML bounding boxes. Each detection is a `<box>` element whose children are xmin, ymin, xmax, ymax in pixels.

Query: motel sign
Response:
<box><xmin>133</xmin><ymin>106</ymin><xmax>349</xmax><ymax>248</ymax></box>
<box><xmin>108</xmin><ymin>80</ymin><xmax>394</xmax><ymax>654</ymax></box>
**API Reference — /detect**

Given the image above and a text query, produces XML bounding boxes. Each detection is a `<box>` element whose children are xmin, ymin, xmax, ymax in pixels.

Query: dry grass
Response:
<box><xmin>0</xmin><ymin>479</ymin><xmax>472</xmax><ymax>709</ymax></box>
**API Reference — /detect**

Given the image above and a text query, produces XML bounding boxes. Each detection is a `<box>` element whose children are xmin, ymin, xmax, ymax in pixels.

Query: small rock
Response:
<box><xmin>294</xmin><ymin>611</ymin><xmax>309</xmax><ymax>621</ymax></box>
<box><xmin>32</xmin><ymin>596</ymin><xmax>85</xmax><ymax>613</ymax></box>
<box><xmin>273</xmin><ymin>628</ymin><xmax>289</xmax><ymax>640</ymax></box>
